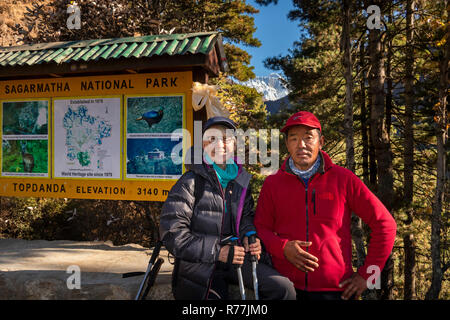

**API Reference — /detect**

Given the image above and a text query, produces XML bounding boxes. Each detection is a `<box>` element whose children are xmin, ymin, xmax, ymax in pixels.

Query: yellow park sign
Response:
<box><xmin>0</xmin><ymin>71</ymin><xmax>193</xmax><ymax>201</ymax></box>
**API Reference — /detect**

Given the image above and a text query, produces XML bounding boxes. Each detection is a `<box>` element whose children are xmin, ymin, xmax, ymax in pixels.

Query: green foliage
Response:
<box><xmin>262</xmin><ymin>0</ymin><xmax>449</xmax><ymax>300</ymax></box>
<box><xmin>18</xmin><ymin>0</ymin><xmax>261</xmax><ymax>81</ymax></box>
<box><xmin>265</xmin><ymin>21</ymin><xmax>347</xmax><ymax>161</ymax></box>
<box><xmin>0</xmin><ymin>197</ymin><xmax>70</xmax><ymax>240</ymax></box>
<box><xmin>213</xmin><ymin>75</ymin><xmax>267</xmax><ymax>129</ymax></box>
<box><xmin>224</xmin><ymin>44</ymin><xmax>257</xmax><ymax>82</ymax></box>
<box><xmin>0</xmin><ymin>196</ymin><xmax>161</xmax><ymax>247</ymax></box>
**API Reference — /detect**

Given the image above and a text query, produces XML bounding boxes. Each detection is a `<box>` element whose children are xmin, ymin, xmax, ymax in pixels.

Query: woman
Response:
<box><xmin>160</xmin><ymin>116</ymin><xmax>295</xmax><ymax>300</ymax></box>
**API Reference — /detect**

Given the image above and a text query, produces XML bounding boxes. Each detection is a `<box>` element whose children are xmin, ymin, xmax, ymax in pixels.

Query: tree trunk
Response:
<box><xmin>385</xmin><ymin>9</ymin><xmax>393</xmax><ymax>139</ymax></box>
<box><xmin>368</xmin><ymin>11</ymin><xmax>393</xmax><ymax>213</ymax></box>
<box><xmin>403</xmin><ymin>233</ymin><xmax>416</xmax><ymax>300</ymax></box>
<box><xmin>425</xmin><ymin>8</ymin><xmax>449</xmax><ymax>299</ymax></box>
<box><xmin>368</xmin><ymin>91</ymin><xmax>378</xmax><ymax>191</ymax></box>
<box><xmin>360</xmin><ymin>43</ymin><xmax>370</xmax><ymax>186</ymax></box>
<box><xmin>341</xmin><ymin>0</ymin><xmax>355</xmax><ymax>173</ymax></box>
<box><xmin>404</xmin><ymin>0</ymin><xmax>415</xmax><ymax>210</ymax></box>
<box><xmin>342</xmin><ymin>1</ymin><xmax>368</xmax><ymax>284</ymax></box>
<box><xmin>341</xmin><ymin>0</ymin><xmax>367</xmax><ymax>277</ymax></box>
<box><xmin>403</xmin><ymin>0</ymin><xmax>417</xmax><ymax>300</ymax></box>
<box><xmin>367</xmin><ymin>0</ymin><xmax>394</xmax><ymax>300</ymax></box>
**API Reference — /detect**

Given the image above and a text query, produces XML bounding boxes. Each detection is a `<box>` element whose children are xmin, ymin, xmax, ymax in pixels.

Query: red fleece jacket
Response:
<box><xmin>254</xmin><ymin>151</ymin><xmax>396</xmax><ymax>291</ymax></box>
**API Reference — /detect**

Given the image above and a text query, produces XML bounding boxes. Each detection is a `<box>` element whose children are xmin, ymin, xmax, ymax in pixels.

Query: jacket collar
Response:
<box><xmin>185</xmin><ymin>146</ymin><xmax>250</xmax><ymax>189</ymax></box>
<box><xmin>203</xmin><ymin>156</ymin><xmax>251</xmax><ymax>189</ymax></box>
<box><xmin>281</xmin><ymin>150</ymin><xmax>333</xmax><ymax>176</ymax></box>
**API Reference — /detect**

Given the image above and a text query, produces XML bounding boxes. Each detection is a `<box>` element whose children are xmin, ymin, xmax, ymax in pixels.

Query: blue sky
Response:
<box><xmin>242</xmin><ymin>0</ymin><xmax>301</xmax><ymax>77</ymax></box>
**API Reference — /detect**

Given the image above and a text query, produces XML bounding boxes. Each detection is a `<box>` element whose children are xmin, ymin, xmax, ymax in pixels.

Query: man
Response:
<box><xmin>160</xmin><ymin>116</ymin><xmax>295</xmax><ymax>300</ymax></box>
<box><xmin>254</xmin><ymin>111</ymin><xmax>397</xmax><ymax>300</ymax></box>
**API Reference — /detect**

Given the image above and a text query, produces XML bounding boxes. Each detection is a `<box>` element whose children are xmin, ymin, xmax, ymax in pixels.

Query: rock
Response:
<box><xmin>0</xmin><ymin>239</ymin><xmax>173</xmax><ymax>300</ymax></box>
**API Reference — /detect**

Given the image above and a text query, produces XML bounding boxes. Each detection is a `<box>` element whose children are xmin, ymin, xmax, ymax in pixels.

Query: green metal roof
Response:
<box><xmin>0</xmin><ymin>32</ymin><xmax>224</xmax><ymax>67</ymax></box>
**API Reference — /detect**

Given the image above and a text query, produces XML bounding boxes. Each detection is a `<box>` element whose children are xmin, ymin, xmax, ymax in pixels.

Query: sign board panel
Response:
<box><xmin>0</xmin><ymin>71</ymin><xmax>193</xmax><ymax>201</ymax></box>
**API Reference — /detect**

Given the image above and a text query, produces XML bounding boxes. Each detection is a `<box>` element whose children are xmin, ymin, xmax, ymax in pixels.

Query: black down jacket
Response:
<box><xmin>159</xmin><ymin>155</ymin><xmax>255</xmax><ymax>300</ymax></box>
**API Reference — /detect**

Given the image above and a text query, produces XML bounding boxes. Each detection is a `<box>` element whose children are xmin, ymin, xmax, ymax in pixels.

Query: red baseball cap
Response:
<box><xmin>280</xmin><ymin>111</ymin><xmax>322</xmax><ymax>133</ymax></box>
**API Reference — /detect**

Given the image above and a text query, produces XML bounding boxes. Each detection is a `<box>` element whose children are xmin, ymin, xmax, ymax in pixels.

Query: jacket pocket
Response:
<box><xmin>317</xmin><ymin>237</ymin><xmax>347</xmax><ymax>290</ymax></box>
<box><xmin>314</xmin><ymin>191</ymin><xmax>341</xmax><ymax>221</ymax></box>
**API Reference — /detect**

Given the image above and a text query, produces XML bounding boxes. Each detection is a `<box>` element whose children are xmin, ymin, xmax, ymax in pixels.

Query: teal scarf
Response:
<box><xmin>204</xmin><ymin>154</ymin><xmax>238</xmax><ymax>190</ymax></box>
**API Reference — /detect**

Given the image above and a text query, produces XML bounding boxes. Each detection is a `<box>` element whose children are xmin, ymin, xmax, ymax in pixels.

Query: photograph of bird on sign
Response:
<box><xmin>126</xmin><ymin>95</ymin><xmax>183</xmax><ymax>134</ymax></box>
<box><xmin>137</xmin><ymin>109</ymin><xmax>164</xmax><ymax>129</ymax></box>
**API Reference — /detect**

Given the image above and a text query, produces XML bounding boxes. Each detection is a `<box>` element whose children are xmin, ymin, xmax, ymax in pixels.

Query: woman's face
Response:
<box><xmin>202</xmin><ymin>125</ymin><xmax>236</xmax><ymax>165</ymax></box>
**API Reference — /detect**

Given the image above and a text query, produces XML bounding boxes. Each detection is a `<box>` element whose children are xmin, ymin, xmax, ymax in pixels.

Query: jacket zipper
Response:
<box><xmin>293</xmin><ymin>176</ymin><xmax>310</xmax><ymax>291</ymax></box>
<box><xmin>285</xmin><ymin>157</ymin><xmax>325</xmax><ymax>292</ymax></box>
<box><xmin>205</xmin><ymin>170</ymin><xmax>226</xmax><ymax>300</ymax></box>
<box><xmin>305</xmin><ymin>184</ymin><xmax>309</xmax><ymax>291</ymax></box>
<box><xmin>298</xmin><ymin>179</ymin><xmax>319</xmax><ymax>291</ymax></box>
<box><xmin>312</xmin><ymin>189</ymin><xmax>316</xmax><ymax>215</ymax></box>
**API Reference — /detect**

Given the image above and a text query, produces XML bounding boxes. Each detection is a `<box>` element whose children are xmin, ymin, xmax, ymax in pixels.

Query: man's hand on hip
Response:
<box><xmin>339</xmin><ymin>272</ymin><xmax>367</xmax><ymax>300</ymax></box>
<box><xmin>283</xmin><ymin>240</ymin><xmax>319</xmax><ymax>272</ymax></box>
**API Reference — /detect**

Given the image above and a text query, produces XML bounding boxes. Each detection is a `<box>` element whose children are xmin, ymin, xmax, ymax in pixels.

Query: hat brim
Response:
<box><xmin>203</xmin><ymin>121</ymin><xmax>236</xmax><ymax>133</ymax></box>
<box><xmin>281</xmin><ymin>123</ymin><xmax>321</xmax><ymax>133</ymax></box>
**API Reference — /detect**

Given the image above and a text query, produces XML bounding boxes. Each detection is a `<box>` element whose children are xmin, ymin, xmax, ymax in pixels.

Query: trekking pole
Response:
<box><xmin>122</xmin><ymin>240</ymin><xmax>163</xmax><ymax>300</ymax></box>
<box><xmin>246</xmin><ymin>231</ymin><xmax>259</xmax><ymax>300</ymax></box>
<box><xmin>230</xmin><ymin>236</ymin><xmax>246</xmax><ymax>300</ymax></box>
<box><xmin>136</xmin><ymin>240</ymin><xmax>162</xmax><ymax>300</ymax></box>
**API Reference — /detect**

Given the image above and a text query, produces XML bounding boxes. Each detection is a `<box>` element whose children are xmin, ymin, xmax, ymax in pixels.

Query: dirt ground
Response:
<box><xmin>0</xmin><ymin>0</ymin><xmax>49</xmax><ymax>47</ymax></box>
<box><xmin>0</xmin><ymin>238</ymin><xmax>173</xmax><ymax>299</ymax></box>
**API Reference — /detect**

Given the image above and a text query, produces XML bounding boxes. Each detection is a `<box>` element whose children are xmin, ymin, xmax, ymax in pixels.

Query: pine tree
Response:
<box><xmin>15</xmin><ymin>0</ymin><xmax>262</xmax><ymax>81</ymax></box>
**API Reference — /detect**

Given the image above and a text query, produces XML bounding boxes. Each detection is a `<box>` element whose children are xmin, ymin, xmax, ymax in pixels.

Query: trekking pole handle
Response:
<box><xmin>245</xmin><ymin>231</ymin><xmax>258</xmax><ymax>263</ymax></box>
<box><xmin>229</xmin><ymin>237</ymin><xmax>241</xmax><ymax>268</ymax></box>
<box><xmin>230</xmin><ymin>236</ymin><xmax>239</xmax><ymax>245</ymax></box>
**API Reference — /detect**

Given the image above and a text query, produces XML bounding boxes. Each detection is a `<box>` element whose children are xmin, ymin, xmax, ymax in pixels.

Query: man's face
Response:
<box><xmin>202</xmin><ymin>125</ymin><xmax>236</xmax><ymax>165</ymax></box>
<box><xmin>285</xmin><ymin>125</ymin><xmax>323</xmax><ymax>171</ymax></box>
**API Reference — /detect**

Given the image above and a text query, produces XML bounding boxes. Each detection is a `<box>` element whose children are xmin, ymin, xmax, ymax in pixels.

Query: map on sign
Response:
<box><xmin>63</xmin><ymin>105</ymin><xmax>111</xmax><ymax>167</ymax></box>
<box><xmin>53</xmin><ymin>97</ymin><xmax>122</xmax><ymax>179</ymax></box>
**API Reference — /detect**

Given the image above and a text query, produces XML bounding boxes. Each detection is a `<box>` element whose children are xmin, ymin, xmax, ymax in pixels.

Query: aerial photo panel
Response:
<box><xmin>1</xmin><ymin>99</ymin><xmax>49</xmax><ymax>177</ymax></box>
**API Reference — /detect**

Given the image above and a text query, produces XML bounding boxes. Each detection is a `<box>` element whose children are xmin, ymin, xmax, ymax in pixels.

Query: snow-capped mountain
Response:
<box><xmin>239</xmin><ymin>73</ymin><xmax>290</xmax><ymax>101</ymax></box>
